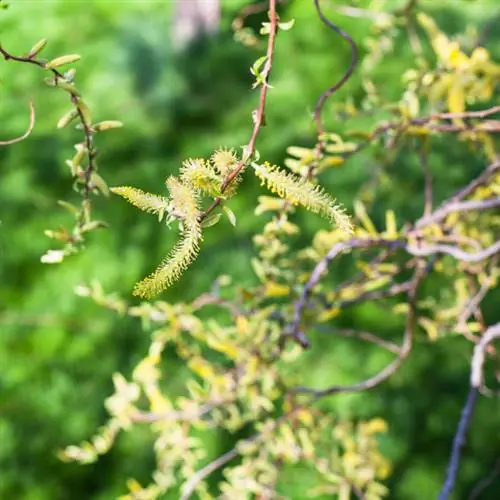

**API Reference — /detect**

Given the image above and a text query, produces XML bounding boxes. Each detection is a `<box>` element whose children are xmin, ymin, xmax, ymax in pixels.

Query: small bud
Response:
<box><xmin>46</xmin><ymin>54</ymin><xmax>81</xmax><ymax>69</ymax></box>
<box><xmin>27</xmin><ymin>38</ymin><xmax>48</xmax><ymax>58</ymax></box>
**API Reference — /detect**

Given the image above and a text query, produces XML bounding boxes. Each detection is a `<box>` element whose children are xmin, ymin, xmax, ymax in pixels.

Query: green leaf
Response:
<box><xmin>201</xmin><ymin>212</ymin><xmax>222</xmax><ymax>228</ymax></box>
<box><xmin>223</xmin><ymin>206</ymin><xmax>237</xmax><ymax>226</ymax></box>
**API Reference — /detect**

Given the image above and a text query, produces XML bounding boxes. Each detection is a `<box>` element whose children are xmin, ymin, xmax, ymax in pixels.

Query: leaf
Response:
<box><xmin>200</xmin><ymin>212</ymin><xmax>222</xmax><ymax>228</ymax></box>
<box><xmin>47</xmin><ymin>54</ymin><xmax>81</xmax><ymax>69</ymax></box>
<box><xmin>264</xmin><ymin>281</ymin><xmax>290</xmax><ymax>297</ymax></box>
<box><xmin>447</xmin><ymin>82</ymin><xmax>465</xmax><ymax>117</ymax></box>
<box><xmin>279</xmin><ymin>19</ymin><xmax>295</xmax><ymax>31</ymax></box>
<box><xmin>223</xmin><ymin>206</ymin><xmax>237</xmax><ymax>226</ymax></box>
<box><xmin>57</xmin><ymin>200</ymin><xmax>79</xmax><ymax>214</ymax></box>
<box><xmin>354</xmin><ymin>200</ymin><xmax>378</xmax><ymax>235</ymax></box>
<box><xmin>419</xmin><ymin>317</ymin><xmax>439</xmax><ymax>340</ymax></box>
<box><xmin>385</xmin><ymin>210</ymin><xmax>398</xmax><ymax>238</ymax></box>
<box><xmin>188</xmin><ymin>356</ymin><xmax>215</xmax><ymax>380</ymax></box>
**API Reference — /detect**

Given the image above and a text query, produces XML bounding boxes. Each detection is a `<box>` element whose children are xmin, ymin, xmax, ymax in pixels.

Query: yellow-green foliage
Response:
<box><xmin>253</xmin><ymin>162</ymin><xmax>353</xmax><ymax>234</ymax></box>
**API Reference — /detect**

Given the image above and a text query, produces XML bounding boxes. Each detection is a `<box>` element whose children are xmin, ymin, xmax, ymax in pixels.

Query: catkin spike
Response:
<box><xmin>253</xmin><ymin>162</ymin><xmax>353</xmax><ymax>234</ymax></box>
<box><xmin>111</xmin><ymin>186</ymin><xmax>169</xmax><ymax>220</ymax></box>
<box><xmin>179</xmin><ymin>158</ymin><xmax>223</xmax><ymax>197</ymax></box>
<box><xmin>133</xmin><ymin>227</ymin><xmax>202</xmax><ymax>298</ymax></box>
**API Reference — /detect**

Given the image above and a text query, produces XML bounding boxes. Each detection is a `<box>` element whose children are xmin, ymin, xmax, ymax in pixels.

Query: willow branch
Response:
<box><xmin>312</xmin><ymin>0</ymin><xmax>358</xmax><ymax>143</ymax></box>
<box><xmin>0</xmin><ymin>100</ymin><xmax>35</xmax><ymax>145</ymax></box>
<box><xmin>317</xmin><ymin>327</ymin><xmax>402</xmax><ymax>355</ymax></box>
<box><xmin>406</xmin><ymin>240</ymin><xmax>500</xmax><ymax>263</ymax></box>
<box><xmin>292</xmin><ymin>269</ymin><xmax>423</xmax><ymax>398</ymax></box>
<box><xmin>438</xmin><ymin>322</ymin><xmax>500</xmax><ymax>500</ymax></box>
<box><xmin>180</xmin><ymin>448</ymin><xmax>239</xmax><ymax>500</ymax></box>
<box><xmin>1</xmin><ymin>43</ymin><xmax>98</xmax><ymax>218</ymax></box>
<box><xmin>438</xmin><ymin>386</ymin><xmax>479</xmax><ymax>500</ymax></box>
<box><xmin>468</xmin><ymin>458</ymin><xmax>500</xmax><ymax>500</ymax></box>
<box><xmin>201</xmin><ymin>0</ymin><xmax>279</xmax><ymax>222</ymax></box>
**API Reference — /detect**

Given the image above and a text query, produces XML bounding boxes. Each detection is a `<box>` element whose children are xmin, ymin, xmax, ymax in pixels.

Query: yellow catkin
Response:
<box><xmin>253</xmin><ymin>163</ymin><xmax>353</xmax><ymax>234</ymax></box>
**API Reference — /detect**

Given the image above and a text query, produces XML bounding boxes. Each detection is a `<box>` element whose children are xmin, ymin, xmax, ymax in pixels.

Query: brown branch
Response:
<box><xmin>316</xmin><ymin>327</ymin><xmax>401</xmax><ymax>355</ymax></box>
<box><xmin>0</xmin><ymin>100</ymin><xmax>35</xmax><ymax>145</ymax></box>
<box><xmin>312</xmin><ymin>0</ymin><xmax>358</xmax><ymax>153</ymax></box>
<box><xmin>292</xmin><ymin>268</ymin><xmax>423</xmax><ymax>398</ymax></box>
<box><xmin>334</xmin><ymin>279</ymin><xmax>413</xmax><ymax>310</ymax></box>
<box><xmin>0</xmin><ymin>43</ymin><xmax>98</xmax><ymax>220</ymax></box>
<box><xmin>200</xmin><ymin>0</ymin><xmax>279</xmax><ymax>222</ymax></box>
<box><xmin>286</xmin><ymin>238</ymin><xmax>405</xmax><ymax>347</ymax></box>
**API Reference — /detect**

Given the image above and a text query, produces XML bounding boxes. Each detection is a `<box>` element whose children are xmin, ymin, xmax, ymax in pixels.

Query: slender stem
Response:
<box><xmin>201</xmin><ymin>0</ymin><xmax>279</xmax><ymax>222</ymax></box>
<box><xmin>0</xmin><ymin>100</ymin><xmax>35</xmax><ymax>145</ymax></box>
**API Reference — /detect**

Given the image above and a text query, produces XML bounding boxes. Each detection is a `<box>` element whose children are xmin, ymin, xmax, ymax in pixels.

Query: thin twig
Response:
<box><xmin>201</xmin><ymin>0</ymin><xmax>279</xmax><ymax>222</ymax></box>
<box><xmin>438</xmin><ymin>386</ymin><xmax>479</xmax><ymax>500</ymax></box>
<box><xmin>468</xmin><ymin>458</ymin><xmax>500</xmax><ymax>500</ymax></box>
<box><xmin>439</xmin><ymin>322</ymin><xmax>500</xmax><ymax>500</ymax></box>
<box><xmin>292</xmin><ymin>267</ymin><xmax>423</xmax><ymax>397</ymax></box>
<box><xmin>180</xmin><ymin>448</ymin><xmax>239</xmax><ymax>500</ymax></box>
<box><xmin>405</xmin><ymin>240</ymin><xmax>500</xmax><ymax>263</ymax></box>
<box><xmin>312</xmin><ymin>0</ymin><xmax>358</xmax><ymax>149</ymax></box>
<box><xmin>316</xmin><ymin>327</ymin><xmax>401</xmax><ymax>355</ymax></box>
<box><xmin>0</xmin><ymin>100</ymin><xmax>35</xmax><ymax>145</ymax></box>
<box><xmin>1</xmin><ymin>43</ymin><xmax>98</xmax><ymax>224</ymax></box>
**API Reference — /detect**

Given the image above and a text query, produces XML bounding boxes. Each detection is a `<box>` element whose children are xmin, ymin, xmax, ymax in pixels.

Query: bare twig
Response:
<box><xmin>317</xmin><ymin>327</ymin><xmax>401</xmax><ymax>355</ymax></box>
<box><xmin>438</xmin><ymin>386</ymin><xmax>479</xmax><ymax>500</ymax></box>
<box><xmin>1</xmin><ymin>43</ymin><xmax>99</xmax><ymax>226</ymax></box>
<box><xmin>0</xmin><ymin>100</ymin><xmax>35</xmax><ymax>145</ymax></box>
<box><xmin>468</xmin><ymin>458</ymin><xmax>500</xmax><ymax>500</ymax></box>
<box><xmin>312</xmin><ymin>0</ymin><xmax>358</xmax><ymax>145</ymax></box>
<box><xmin>287</xmin><ymin>238</ymin><xmax>404</xmax><ymax>346</ymax></box>
<box><xmin>180</xmin><ymin>448</ymin><xmax>239</xmax><ymax>500</ymax></box>
<box><xmin>405</xmin><ymin>240</ymin><xmax>500</xmax><ymax>263</ymax></box>
<box><xmin>292</xmin><ymin>268</ymin><xmax>423</xmax><ymax>398</ymax></box>
<box><xmin>417</xmin><ymin>196</ymin><xmax>500</xmax><ymax>230</ymax></box>
<box><xmin>417</xmin><ymin>140</ymin><xmax>433</xmax><ymax>216</ymax></box>
<box><xmin>132</xmin><ymin>401</ymin><xmax>221</xmax><ymax>424</ymax></box>
<box><xmin>439</xmin><ymin>322</ymin><xmax>500</xmax><ymax>500</ymax></box>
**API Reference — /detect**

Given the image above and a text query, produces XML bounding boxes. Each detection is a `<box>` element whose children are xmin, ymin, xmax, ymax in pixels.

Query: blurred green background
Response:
<box><xmin>1</xmin><ymin>0</ymin><xmax>500</xmax><ymax>498</ymax></box>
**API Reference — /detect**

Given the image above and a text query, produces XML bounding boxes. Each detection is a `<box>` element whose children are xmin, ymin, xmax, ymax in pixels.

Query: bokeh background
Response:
<box><xmin>1</xmin><ymin>0</ymin><xmax>500</xmax><ymax>498</ymax></box>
